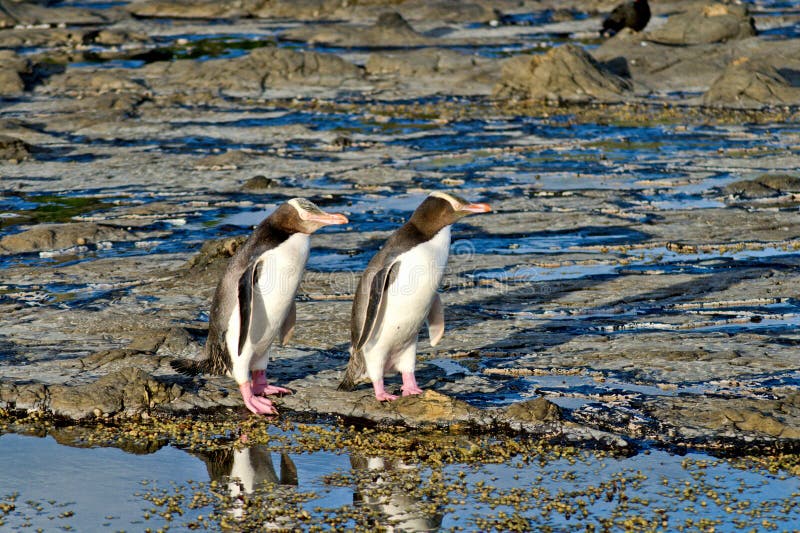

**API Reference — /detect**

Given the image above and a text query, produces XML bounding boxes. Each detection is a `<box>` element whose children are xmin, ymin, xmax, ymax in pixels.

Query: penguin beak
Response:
<box><xmin>459</xmin><ymin>202</ymin><xmax>492</xmax><ymax>214</ymax></box>
<box><xmin>305</xmin><ymin>211</ymin><xmax>349</xmax><ymax>226</ymax></box>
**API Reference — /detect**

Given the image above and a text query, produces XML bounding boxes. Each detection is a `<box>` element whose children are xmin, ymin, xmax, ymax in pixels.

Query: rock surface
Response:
<box><xmin>0</xmin><ymin>223</ymin><xmax>136</xmax><ymax>254</ymax></box>
<box><xmin>722</xmin><ymin>174</ymin><xmax>800</xmax><ymax>199</ymax></box>
<box><xmin>495</xmin><ymin>44</ymin><xmax>632</xmax><ymax>103</ymax></box>
<box><xmin>284</xmin><ymin>11</ymin><xmax>432</xmax><ymax>47</ymax></box>
<box><xmin>703</xmin><ymin>57</ymin><xmax>800</xmax><ymax>108</ymax></box>
<box><xmin>48</xmin><ymin>367</ymin><xmax>183</xmax><ymax>419</ymax></box>
<box><xmin>0</xmin><ymin>134</ymin><xmax>30</xmax><ymax>161</ymax></box>
<box><xmin>647</xmin><ymin>3</ymin><xmax>756</xmax><ymax>45</ymax></box>
<box><xmin>0</xmin><ymin>51</ymin><xmax>29</xmax><ymax>97</ymax></box>
<box><xmin>0</xmin><ymin>0</ymin><xmax>114</xmax><ymax>27</ymax></box>
<box><xmin>0</xmin><ymin>0</ymin><xmax>799</xmax><ymax>454</ymax></box>
<box><xmin>141</xmin><ymin>47</ymin><xmax>364</xmax><ymax>96</ymax></box>
<box><xmin>366</xmin><ymin>48</ymin><xmax>486</xmax><ymax>77</ymax></box>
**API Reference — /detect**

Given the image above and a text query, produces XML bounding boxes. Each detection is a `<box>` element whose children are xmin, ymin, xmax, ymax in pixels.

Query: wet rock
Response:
<box><xmin>366</xmin><ymin>48</ymin><xmax>484</xmax><ymax>77</ymax></box>
<box><xmin>75</xmin><ymin>349</ymin><xmax>142</xmax><ymax>372</ymax></box>
<box><xmin>43</xmin><ymin>71</ymin><xmax>150</xmax><ymax>97</ymax></box>
<box><xmin>0</xmin><ymin>223</ymin><xmax>135</xmax><ymax>254</ymax></box>
<box><xmin>0</xmin><ymin>134</ymin><xmax>31</xmax><ymax>162</ymax></box>
<box><xmin>127</xmin><ymin>0</ymin><xmax>258</xmax><ymax>19</ymax></box>
<box><xmin>494</xmin><ymin>44</ymin><xmax>632</xmax><ymax>103</ymax></box>
<box><xmin>394</xmin><ymin>1</ymin><xmax>496</xmax><ymax>24</ymax></box>
<box><xmin>143</xmin><ymin>47</ymin><xmax>364</xmax><ymax>96</ymax></box>
<box><xmin>184</xmin><ymin>235</ymin><xmax>246</xmax><ymax>273</ymax></box>
<box><xmin>48</xmin><ymin>367</ymin><xmax>183</xmax><ymax>419</ymax></box>
<box><xmin>0</xmin><ymin>51</ymin><xmax>30</xmax><ymax>97</ymax></box>
<box><xmin>282</xmin><ymin>384</ymin><xmax>490</xmax><ymax>428</ymax></box>
<box><xmin>242</xmin><ymin>175</ymin><xmax>277</xmax><ymax>191</ymax></box>
<box><xmin>0</xmin><ymin>26</ymin><xmax>132</xmax><ymax>49</ymax></box>
<box><xmin>82</xmin><ymin>28</ymin><xmax>150</xmax><ymax>47</ymax></box>
<box><xmin>593</xmin><ymin>32</ymin><xmax>724</xmax><ymax>92</ymax></box>
<box><xmin>0</xmin><ymin>5</ymin><xmax>12</xmax><ymax>27</ymax></box>
<box><xmin>0</xmin><ymin>381</ymin><xmax>47</xmax><ymax>412</ymax></box>
<box><xmin>646</xmin><ymin>397</ymin><xmax>800</xmax><ymax>442</ymax></box>
<box><xmin>647</xmin><ymin>3</ymin><xmax>756</xmax><ymax>45</ymax></box>
<box><xmin>722</xmin><ymin>174</ymin><xmax>800</xmax><ymax>199</ymax></box>
<box><xmin>126</xmin><ymin>331</ymin><xmax>169</xmax><ymax>354</ymax></box>
<box><xmin>0</xmin><ymin>67</ymin><xmax>24</xmax><ymax>97</ymax></box>
<box><xmin>703</xmin><ymin>57</ymin><xmax>800</xmax><ymax>108</ymax></box>
<box><xmin>284</xmin><ymin>11</ymin><xmax>431</xmax><ymax>47</ymax></box>
<box><xmin>504</xmin><ymin>397</ymin><xmax>562</xmax><ymax>423</ymax></box>
<box><xmin>390</xmin><ymin>390</ymin><xmax>478</xmax><ymax>424</ymax></box>
<box><xmin>194</xmin><ymin>150</ymin><xmax>253</xmax><ymax>171</ymax></box>
<box><xmin>9</xmin><ymin>51</ymin><xmax>36</xmax><ymax>71</ymax></box>
<box><xmin>0</xmin><ymin>0</ymin><xmax>114</xmax><ymax>26</ymax></box>
<box><xmin>165</xmin><ymin>0</ymin><xmax>492</xmax><ymax>23</ymax></box>
<box><xmin>155</xmin><ymin>327</ymin><xmax>203</xmax><ymax>358</ymax></box>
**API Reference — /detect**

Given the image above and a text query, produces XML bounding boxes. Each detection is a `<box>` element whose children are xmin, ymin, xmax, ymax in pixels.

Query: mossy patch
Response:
<box><xmin>0</xmin><ymin>194</ymin><xmax>110</xmax><ymax>230</ymax></box>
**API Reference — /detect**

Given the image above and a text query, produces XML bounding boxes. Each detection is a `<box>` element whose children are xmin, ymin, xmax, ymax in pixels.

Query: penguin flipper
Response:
<box><xmin>355</xmin><ymin>261</ymin><xmax>401</xmax><ymax>352</ymax></box>
<box><xmin>280</xmin><ymin>300</ymin><xmax>296</xmax><ymax>346</ymax></box>
<box><xmin>237</xmin><ymin>260</ymin><xmax>263</xmax><ymax>355</ymax></box>
<box><xmin>427</xmin><ymin>292</ymin><xmax>444</xmax><ymax>347</ymax></box>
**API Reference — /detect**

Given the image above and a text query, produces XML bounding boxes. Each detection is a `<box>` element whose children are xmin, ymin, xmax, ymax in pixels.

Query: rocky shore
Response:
<box><xmin>1</xmin><ymin>0</ymin><xmax>799</xmax><ymax>453</ymax></box>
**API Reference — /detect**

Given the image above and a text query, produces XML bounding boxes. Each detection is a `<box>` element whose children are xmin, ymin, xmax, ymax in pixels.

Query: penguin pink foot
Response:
<box><xmin>400</xmin><ymin>372</ymin><xmax>423</xmax><ymax>396</ymax></box>
<box><xmin>251</xmin><ymin>370</ymin><xmax>292</xmax><ymax>396</ymax></box>
<box><xmin>372</xmin><ymin>380</ymin><xmax>398</xmax><ymax>402</ymax></box>
<box><xmin>239</xmin><ymin>382</ymin><xmax>278</xmax><ymax>415</ymax></box>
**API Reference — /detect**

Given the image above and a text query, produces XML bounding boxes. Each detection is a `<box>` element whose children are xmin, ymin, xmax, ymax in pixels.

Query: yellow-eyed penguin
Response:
<box><xmin>173</xmin><ymin>198</ymin><xmax>348</xmax><ymax>414</ymax></box>
<box><xmin>338</xmin><ymin>192</ymin><xmax>491</xmax><ymax>401</ymax></box>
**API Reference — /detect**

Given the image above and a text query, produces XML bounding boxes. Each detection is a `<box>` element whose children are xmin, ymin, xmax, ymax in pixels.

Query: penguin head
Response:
<box><xmin>271</xmin><ymin>198</ymin><xmax>349</xmax><ymax>234</ymax></box>
<box><xmin>409</xmin><ymin>191</ymin><xmax>491</xmax><ymax>235</ymax></box>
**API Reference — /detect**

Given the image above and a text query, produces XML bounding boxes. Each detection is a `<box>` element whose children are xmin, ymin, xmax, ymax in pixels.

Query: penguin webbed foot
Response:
<box><xmin>372</xmin><ymin>380</ymin><xmax>398</xmax><ymax>402</ymax></box>
<box><xmin>239</xmin><ymin>382</ymin><xmax>279</xmax><ymax>415</ymax></box>
<box><xmin>400</xmin><ymin>372</ymin><xmax>423</xmax><ymax>397</ymax></box>
<box><xmin>251</xmin><ymin>369</ymin><xmax>292</xmax><ymax>397</ymax></box>
<box><xmin>257</xmin><ymin>384</ymin><xmax>292</xmax><ymax>397</ymax></box>
<box><xmin>375</xmin><ymin>391</ymin><xmax>399</xmax><ymax>402</ymax></box>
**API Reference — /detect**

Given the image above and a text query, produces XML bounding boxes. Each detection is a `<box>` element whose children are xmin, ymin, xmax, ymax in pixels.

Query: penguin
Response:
<box><xmin>601</xmin><ymin>0</ymin><xmax>650</xmax><ymax>36</ymax></box>
<box><xmin>338</xmin><ymin>192</ymin><xmax>491</xmax><ymax>401</ymax></box>
<box><xmin>190</xmin><ymin>445</ymin><xmax>298</xmax><ymax>522</ymax></box>
<box><xmin>172</xmin><ymin>198</ymin><xmax>348</xmax><ymax>415</ymax></box>
<box><xmin>350</xmin><ymin>455</ymin><xmax>444</xmax><ymax>531</ymax></box>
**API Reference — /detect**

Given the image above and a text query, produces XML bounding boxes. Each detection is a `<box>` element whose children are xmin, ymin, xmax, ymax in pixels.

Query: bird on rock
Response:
<box><xmin>172</xmin><ymin>198</ymin><xmax>348</xmax><ymax>415</ymax></box>
<box><xmin>601</xmin><ymin>0</ymin><xmax>650</xmax><ymax>36</ymax></box>
<box><xmin>338</xmin><ymin>192</ymin><xmax>491</xmax><ymax>401</ymax></box>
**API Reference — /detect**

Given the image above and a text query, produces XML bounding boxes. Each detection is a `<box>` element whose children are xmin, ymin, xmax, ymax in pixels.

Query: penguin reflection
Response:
<box><xmin>193</xmin><ymin>445</ymin><xmax>298</xmax><ymax>520</ymax></box>
<box><xmin>351</xmin><ymin>455</ymin><xmax>444</xmax><ymax>532</ymax></box>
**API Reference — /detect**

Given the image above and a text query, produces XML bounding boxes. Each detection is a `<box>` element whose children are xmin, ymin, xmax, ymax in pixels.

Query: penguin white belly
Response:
<box><xmin>226</xmin><ymin>233</ymin><xmax>310</xmax><ymax>382</ymax></box>
<box><xmin>250</xmin><ymin>233</ymin><xmax>309</xmax><ymax>351</ymax></box>
<box><xmin>367</xmin><ymin>227</ymin><xmax>450</xmax><ymax>364</ymax></box>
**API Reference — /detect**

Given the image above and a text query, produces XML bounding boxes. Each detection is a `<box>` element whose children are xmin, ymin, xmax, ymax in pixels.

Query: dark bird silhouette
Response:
<box><xmin>601</xmin><ymin>0</ymin><xmax>650</xmax><ymax>36</ymax></box>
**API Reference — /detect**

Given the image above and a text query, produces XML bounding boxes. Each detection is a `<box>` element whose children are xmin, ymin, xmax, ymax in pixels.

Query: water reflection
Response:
<box><xmin>1</xmin><ymin>431</ymin><xmax>799</xmax><ymax>530</ymax></box>
<box><xmin>351</xmin><ymin>455</ymin><xmax>443</xmax><ymax>532</ymax></box>
<box><xmin>191</xmin><ymin>444</ymin><xmax>299</xmax><ymax>523</ymax></box>
<box><xmin>194</xmin><ymin>445</ymin><xmax>298</xmax><ymax>492</ymax></box>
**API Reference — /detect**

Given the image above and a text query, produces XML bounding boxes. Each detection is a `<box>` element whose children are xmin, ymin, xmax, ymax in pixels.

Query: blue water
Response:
<box><xmin>1</xmin><ymin>432</ymin><xmax>798</xmax><ymax>530</ymax></box>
